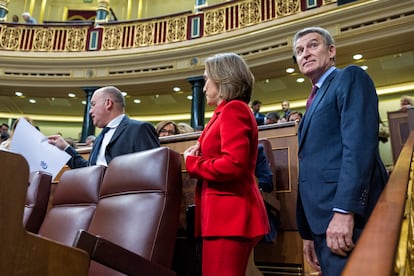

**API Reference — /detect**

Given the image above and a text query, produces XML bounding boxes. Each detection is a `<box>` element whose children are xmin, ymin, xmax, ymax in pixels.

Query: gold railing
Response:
<box><xmin>343</xmin><ymin>131</ymin><xmax>414</xmax><ymax>275</ymax></box>
<box><xmin>0</xmin><ymin>0</ymin><xmax>337</xmax><ymax>52</ymax></box>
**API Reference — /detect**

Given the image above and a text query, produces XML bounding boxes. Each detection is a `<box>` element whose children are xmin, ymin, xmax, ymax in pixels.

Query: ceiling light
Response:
<box><xmin>264</xmin><ymin>79</ymin><xmax>269</xmax><ymax>84</ymax></box>
<box><xmin>68</xmin><ymin>93</ymin><xmax>76</xmax><ymax>98</ymax></box>
<box><xmin>353</xmin><ymin>54</ymin><xmax>363</xmax><ymax>60</ymax></box>
<box><xmin>360</xmin><ymin>65</ymin><xmax>368</xmax><ymax>70</ymax></box>
<box><xmin>187</xmin><ymin>95</ymin><xmax>193</xmax><ymax>100</ymax></box>
<box><xmin>29</xmin><ymin>99</ymin><xmax>36</xmax><ymax>104</ymax></box>
<box><xmin>296</xmin><ymin>78</ymin><xmax>305</xmax><ymax>83</ymax></box>
<box><xmin>121</xmin><ymin>92</ymin><xmax>127</xmax><ymax>97</ymax></box>
<box><xmin>173</xmin><ymin>87</ymin><xmax>181</xmax><ymax>92</ymax></box>
<box><xmin>286</xmin><ymin>67</ymin><xmax>295</xmax><ymax>73</ymax></box>
<box><xmin>82</xmin><ymin>100</ymin><xmax>86</xmax><ymax>105</ymax></box>
<box><xmin>15</xmin><ymin>91</ymin><xmax>23</xmax><ymax>97</ymax></box>
<box><xmin>134</xmin><ymin>99</ymin><xmax>141</xmax><ymax>104</ymax></box>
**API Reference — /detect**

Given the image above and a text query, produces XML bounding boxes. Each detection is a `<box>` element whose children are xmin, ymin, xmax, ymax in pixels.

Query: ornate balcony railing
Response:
<box><xmin>0</xmin><ymin>0</ymin><xmax>336</xmax><ymax>52</ymax></box>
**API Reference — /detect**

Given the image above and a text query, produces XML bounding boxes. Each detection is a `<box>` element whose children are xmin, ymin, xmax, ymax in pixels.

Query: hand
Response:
<box><xmin>303</xmin><ymin>239</ymin><xmax>321</xmax><ymax>272</ymax></box>
<box><xmin>183</xmin><ymin>143</ymin><xmax>200</xmax><ymax>163</ymax></box>
<box><xmin>326</xmin><ymin>212</ymin><xmax>355</xmax><ymax>256</ymax></box>
<box><xmin>48</xmin><ymin>135</ymin><xmax>69</xmax><ymax>150</ymax></box>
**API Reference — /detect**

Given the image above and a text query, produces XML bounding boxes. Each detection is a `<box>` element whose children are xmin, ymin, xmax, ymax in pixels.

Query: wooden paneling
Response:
<box><xmin>388</xmin><ymin>110</ymin><xmax>412</xmax><ymax>163</ymax></box>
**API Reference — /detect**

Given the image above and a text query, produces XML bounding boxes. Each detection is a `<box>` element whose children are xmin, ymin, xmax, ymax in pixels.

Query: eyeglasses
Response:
<box><xmin>160</xmin><ymin>129</ymin><xmax>176</xmax><ymax>135</ymax></box>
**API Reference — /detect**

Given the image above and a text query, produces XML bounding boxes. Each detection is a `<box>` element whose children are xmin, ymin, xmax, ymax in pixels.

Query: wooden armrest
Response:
<box><xmin>74</xmin><ymin>230</ymin><xmax>176</xmax><ymax>276</ymax></box>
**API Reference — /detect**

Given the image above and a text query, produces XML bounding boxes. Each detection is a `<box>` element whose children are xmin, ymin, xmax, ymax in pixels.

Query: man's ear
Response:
<box><xmin>105</xmin><ymin>98</ymin><xmax>113</xmax><ymax>110</ymax></box>
<box><xmin>292</xmin><ymin>55</ymin><xmax>297</xmax><ymax>64</ymax></box>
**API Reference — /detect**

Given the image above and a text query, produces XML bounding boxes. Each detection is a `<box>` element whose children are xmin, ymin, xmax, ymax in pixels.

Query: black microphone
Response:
<box><xmin>292</xmin><ymin>55</ymin><xmax>297</xmax><ymax>64</ymax></box>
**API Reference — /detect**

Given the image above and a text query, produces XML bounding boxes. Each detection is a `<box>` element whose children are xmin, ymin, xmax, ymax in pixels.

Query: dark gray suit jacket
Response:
<box><xmin>65</xmin><ymin>116</ymin><xmax>159</xmax><ymax>169</ymax></box>
<box><xmin>296</xmin><ymin>66</ymin><xmax>388</xmax><ymax>240</ymax></box>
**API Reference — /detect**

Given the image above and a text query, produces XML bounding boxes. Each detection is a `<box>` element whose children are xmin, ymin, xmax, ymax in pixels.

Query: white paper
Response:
<box><xmin>10</xmin><ymin>117</ymin><xmax>71</xmax><ymax>180</ymax></box>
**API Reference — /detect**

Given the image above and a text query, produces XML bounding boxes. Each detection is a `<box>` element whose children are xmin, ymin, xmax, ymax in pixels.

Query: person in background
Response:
<box><xmin>12</xmin><ymin>15</ymin><xmax>19</xmax><ymax>23</ymax></box>
<box><xmin>293</xmin><ymin>26</ymin><xmax>388</xmax><ymax>275</ymax></box>
<box><xmin>177</xmin><ymin>122</ymin><xmax>194</xmax><ymax>134</ymax></box>
<box><xmin>155</xmin><ymin>120</ymin><xmax>180</xmax><ymax>137</ymax></box>
<box><xmin>85</xmin><ymin>135</ymin><xmax>96</xmax><ymax>147</ymax></box>
<box><xmin>48</xmin><ymin>86</ymin><xmax>159</xmax><ymax>168</ymax></box>
<box><xmin>184</xmin><ymin>53</ymin><xmax>269</xmax><ymax>276</ymax></box>
<box><xmin>1</xmin><ymin>123</ymin><xmax>9</xmax><ymax>134</ymax></box>
<box><xmin>281</xmin><ymin>100</ymin><xmax>291</xmax><ymax>121</ymax></box>
<box><xmin>265</xmin><ymin>111</ymin><xmax>280</xmax><ymax>124</ymax></box>
<box><xmin>0</xmin><ymin>132</ymin><xmax>9</xmax><ymax>144</ymax></box>
<box><xmin>0</xmin><ymin>117</ymin><xmax>34</xmax><ymax>150</ymax></box>
<box><xmin>287</xmin><ymin>111</ymin><xmax>303</xmax><ymax>123</ymax></box>
<box><xmin>251</xmin><ymin>100</ymin><xmax>266</xmax><ymax>125</ymax></box>
<box><xmin>22</xmin><ymin>12</ymin><xmax>37</xmax><ymax>24</ymax></box>
<box><xmin>400</xmin><ymin>95</ymin><xmax>414</xmax><ymax>111</ymax></box>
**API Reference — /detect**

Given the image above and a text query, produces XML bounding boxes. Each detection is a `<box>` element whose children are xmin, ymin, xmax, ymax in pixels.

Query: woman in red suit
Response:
<box><xmin>184</xmin><ymin>53</ymin><xmax>269</xmax><ymax>276</ymax></box>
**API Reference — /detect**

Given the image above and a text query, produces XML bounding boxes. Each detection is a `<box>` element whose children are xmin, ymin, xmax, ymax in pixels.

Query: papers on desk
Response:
<box><xmin>10</xmin><ymin>117</ymin><xmax>71</xmax><ymax>179</ymax></box>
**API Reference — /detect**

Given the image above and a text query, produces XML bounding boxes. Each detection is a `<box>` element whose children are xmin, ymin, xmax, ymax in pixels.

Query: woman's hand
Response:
<box><xmin>184</xmin><ymin>143</ymin><xmax>200</xmax><ymax>164</ymax></box>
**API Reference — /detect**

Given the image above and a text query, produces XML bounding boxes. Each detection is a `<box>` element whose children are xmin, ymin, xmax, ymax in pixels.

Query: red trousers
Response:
<box><xmin>202</xmin><ymin>237</ymin><xmax>260</xmax><ymax>276</ymax></box>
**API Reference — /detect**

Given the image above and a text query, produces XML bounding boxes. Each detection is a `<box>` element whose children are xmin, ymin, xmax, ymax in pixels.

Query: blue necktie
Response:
<box><xmin>306</xmin><ymin>85</ymin><xmax>318</xmax><ymax>110</ymax></box>
<box><xmin>89</xmin><ymin>127</ymin><xmax>110</xmax><ymax>165</ymax></box>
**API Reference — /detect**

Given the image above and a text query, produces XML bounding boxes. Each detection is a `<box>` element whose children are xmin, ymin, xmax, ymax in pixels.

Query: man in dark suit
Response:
<box><xmin>48</xmin><ymin>86</ymin><xmax>159</xmax><ymax>168</ymax></box>
<box><xmin>251</xmin><ymin>100</ymin><xmax>266</xmax><ymax>125</ymax></box>
<box><xmin>293</xmin><ymin>27</ymin><xmax>388</xmax><ymax>275</ymax></box>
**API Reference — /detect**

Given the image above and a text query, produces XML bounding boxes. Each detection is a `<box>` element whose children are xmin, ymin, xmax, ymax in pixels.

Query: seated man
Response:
<box><xmin>48</xmin><ymin>86</ymin><xmax>159</xmax><ymax>168</ymax></box>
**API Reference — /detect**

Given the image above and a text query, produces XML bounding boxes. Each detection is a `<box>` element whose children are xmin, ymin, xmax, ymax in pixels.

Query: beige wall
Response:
<box><xmin>6</xmin><ymin>0</ymin><xmax>227</xmax><ymax>22</ymax></box>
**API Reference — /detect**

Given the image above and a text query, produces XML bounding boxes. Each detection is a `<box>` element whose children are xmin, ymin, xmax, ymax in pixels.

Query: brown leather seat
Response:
<box><xmin>0</xmin><ymin>148</ymin><xmax>181</xmax><ymax>275</ymax></box>
<box><xmin>23</xmin><ymin>171</ymin><xmax>52</xmax><ymax>234</ymax></box>
<box><xmin>76</xmin><ymin>147</ymin><xmax>183</xmax><ymax>276</ymax></box>
<box><xmin>38</xmin><ymin>165</ymin><xmax>106</xmax><ymax>246</ymax></box>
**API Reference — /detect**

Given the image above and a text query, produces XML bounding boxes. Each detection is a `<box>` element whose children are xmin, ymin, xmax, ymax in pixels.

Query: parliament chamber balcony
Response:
<box><xmin>0</xmin><ymin>0</ymin><xmax>414</xmax><ymax>275</ymax></box>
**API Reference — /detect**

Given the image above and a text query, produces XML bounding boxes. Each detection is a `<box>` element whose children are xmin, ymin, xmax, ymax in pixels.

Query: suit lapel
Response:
<box><xmin>299</xmin><ymin>69</ymin><xmax>339</xmax><ymax>151</ymax></box>
<box><xmin>107</xmin><ymin>116</ymin><xmax>128</xmax><ymax>146</ymax></box>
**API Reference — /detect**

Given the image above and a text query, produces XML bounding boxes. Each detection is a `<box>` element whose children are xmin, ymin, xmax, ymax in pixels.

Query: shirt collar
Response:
<box><xmin>106</xmin><ymin>114</ymin><xmax>125</xmax><ymax>129</ymax></box>
<box><xmin>315</xmin><ymin>66</ymin><xmax>336</xmax><ymax>89</ymax></box>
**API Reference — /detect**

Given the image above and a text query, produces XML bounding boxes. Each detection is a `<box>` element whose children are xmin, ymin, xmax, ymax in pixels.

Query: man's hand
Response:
<box><xmin>326</xmin><ymin>212</ymin><xmax>355</xmax><ymax>256</ymax></box>
<box><xmin>303</xmin><ymin>239</ymin><xmax>321</xmax><ymax>272</ymax></box>
<box><xmin>48</xmin><ymin>135</ymin><xmax>69</xmax><ymax>150</ymax></box>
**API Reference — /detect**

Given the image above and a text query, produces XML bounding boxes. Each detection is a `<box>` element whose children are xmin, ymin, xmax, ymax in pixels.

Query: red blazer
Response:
<box><xmin>186</xmin><ymin>100</ymin><xmax>269</xmax><ymax>238</ymax></box>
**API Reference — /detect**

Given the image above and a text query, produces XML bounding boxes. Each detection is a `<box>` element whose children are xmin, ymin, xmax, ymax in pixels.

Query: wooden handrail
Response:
<box><xmin>343</xmin><ymin>131</ymin><xmax>414</xmax><ymax>275</ymax></box>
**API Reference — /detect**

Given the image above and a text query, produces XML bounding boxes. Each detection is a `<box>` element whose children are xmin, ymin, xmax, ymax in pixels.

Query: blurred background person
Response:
<box><xmin>265</xmin><ymin>111</ymin><xmax>280</xmax><ymax>124</ymax></box>
<box><xmin>1</xmin><ymin>123</ymin><xmax>9</xmax><ymax>135</ymax></box>
<box><xmin>156</xmin><ymin>120</ymin><xmax>180</xmax><ymax>137</ymax></box>
<box><xmin>12</xmin><ymin>14</ymin><xmax>19</xmax><ymax>23</ymax></box>
<box><xmin>177</xmin><ymin>122</ymin><xmax>194</xmax><ymax>134</ymax></box>
<box><xmin>287</xmin><ymin>111</ymin><xmax>303</xmax><ymax>123</ymax></box>
<box><xmin>281</xmin><ymin>100</ymin><xmax>291</xmax><ymax>121</ymax></box>
<box><xmin>0</xmin><ymin>117</ymin><xmax>34</xmax><ymax>150</ymax></box>
<box><xmin>400</xmin><ymin>95</ymin><xmax>414</xmax><ymax>111</ymax></box>
<box><xmin>22</xmin><ymin>12</ymin><xmax>37</xmax><ymax>24</ymax></box>
<box><xmin>251</xmin><ymin>100</ymin><xmax>265</xmax><ymax>125</ymax></box>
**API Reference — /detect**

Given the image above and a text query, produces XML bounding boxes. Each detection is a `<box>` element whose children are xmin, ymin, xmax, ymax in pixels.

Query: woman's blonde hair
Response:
<box><xmin>204</xmin><ymin>53</ymin><xmax>254</xmax><ymax>104</ymax></box>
